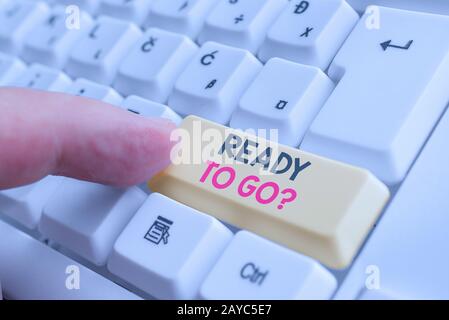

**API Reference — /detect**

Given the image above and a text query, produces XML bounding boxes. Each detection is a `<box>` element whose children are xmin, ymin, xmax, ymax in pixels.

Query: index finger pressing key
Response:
<box><xmin>149</xmin><ymin>116</ymin><xmax>390</xmax><ymax>269</ymax></box>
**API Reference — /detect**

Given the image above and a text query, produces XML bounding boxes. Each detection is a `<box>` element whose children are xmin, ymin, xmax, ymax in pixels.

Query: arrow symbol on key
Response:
<box><xmin>380</xmin><ymin>40</ymin><xmax>413</xmax><ymax>51</ymax></box>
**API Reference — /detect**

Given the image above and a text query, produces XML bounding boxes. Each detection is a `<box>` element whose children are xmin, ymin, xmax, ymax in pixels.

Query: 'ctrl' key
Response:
<box><xmin>149</xmin><ymin>116</ymin><xmax>390</xmax><ymax>269</ymax></box>
<box><xmin>200</xmin><ymin>231</ymin><xmax>337</xmax><ymax>299</ymax></box>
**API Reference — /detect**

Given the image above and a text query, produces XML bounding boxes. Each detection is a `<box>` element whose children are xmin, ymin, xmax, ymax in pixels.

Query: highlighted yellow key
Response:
<box><xmin>149</xmin><ymin>116</ymin><xmax>390</xmax><ymax>269</ymax></box>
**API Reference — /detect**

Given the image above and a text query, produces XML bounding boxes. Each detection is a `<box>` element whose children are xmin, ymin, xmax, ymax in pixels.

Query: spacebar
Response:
<box><xmin>0</xmin><ymin>220</ymin><xmax>140</xmax><ymax>300</ymax></box>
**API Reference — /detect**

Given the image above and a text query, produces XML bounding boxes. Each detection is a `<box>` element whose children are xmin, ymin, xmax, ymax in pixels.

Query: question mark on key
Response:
<box><xmin>277</xmin><ymin>188</ymin><xmax>297</xmax><ymax>210</ymax></box>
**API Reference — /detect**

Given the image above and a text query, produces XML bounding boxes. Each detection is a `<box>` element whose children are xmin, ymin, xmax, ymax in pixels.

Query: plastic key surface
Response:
<box><xmin>198</xmin><ymin>0</ymin><xmax>287</xmax><ymax>53</ymax></box>
<box><xmin>0</xmin><ymin>0</ymin><xmax>50</xmax><ymax>54</ymax></box>
<box><xmin>258</xmin><ymin>0</ymin><xmax>358</xmax><ymax>69</ymax></box>
<box><xmin>146</xmin><ymin>0</ymin><xmax>220</xmax><ymax>39</ymax></box>
<box><xmin>168</xmin><ymin>41</ymin><xmax>261</xmax><ymax>124</ymax></box>
<box><xmin>301</xmin><ymin>6</ymin><xmax>449</xmax><ymax>186</ymax></box>
<box><xmin>65</xmin><ymin>16</ymin><xmax>142</xmax><ymax>85</ymax></box>
<box><xmin>108</xmin><ymin>193</ymin><xmax>232</xmax><ymax>299</ymax></box>
<box><xmin>0</xmin><ymin>220</ymin><xmax>140</xmax><ymax>300</ymax></box>
<box><xmin>199</xmin><ymin>231</ymin><xmax>337</xmax><ymax>300</ymax></box>
<box><xmin>39</xmin><ymin>178</ymin><xmax>146</xmax><ymax>265</ymax></box>
<box><xmin>335</xmin><ymin>107</ymin><xmax>449</xmax><ymax>300</ymax></box>
<box><xmin>149</xmin><ymin>116</ymin><xmax>390</xmax><ymax>269</ymax></box>
<box><xmin>0</xmin><ymin>176</ymin><xmax>62</xmax><ymax>229</ymax></box>
<box><xmin>21</xmin><ymin>5</ymin><xmax>94</xmax><ymax>68</ymax></box>
<box><xmin>66</xmin><ymin>77</ymin><xmax>123</xmax><ymax>105</ymax></box>
<box><xmin>230</xmin><ymin>57</ymin><xmax>334</xmax><ymax>147</ymax></box>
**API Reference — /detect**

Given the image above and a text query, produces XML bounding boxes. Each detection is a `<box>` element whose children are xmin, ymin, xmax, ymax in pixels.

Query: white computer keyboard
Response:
<box><xmin>1</xmin><ymin>0</ymin><xmax>449</xmax><ymax>300</ymax></box>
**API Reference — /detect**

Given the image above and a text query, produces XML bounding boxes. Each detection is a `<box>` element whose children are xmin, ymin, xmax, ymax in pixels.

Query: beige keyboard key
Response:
<box><xmin>148</xmin><ymin>116</ymin><xmax>390</xmax><ymax>269</ymax></box>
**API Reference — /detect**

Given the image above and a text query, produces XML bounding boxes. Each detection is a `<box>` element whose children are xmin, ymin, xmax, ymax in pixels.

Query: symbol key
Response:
<box><xmin>301</xmin><ymin>6</ymin><xmax>449</xmax><ymax>185</ymax></box>
<box><xmin>0</xmin><ymin>0</ymin><xmax>49</xmax><ymax>54</ymax></box>
<box><xmin>114</xmin><ymin>28</ymin><xmax>197</xmax><ymax>103</ymax></box>
<box><xmin>65</xmin><ymin>16</ymin><xmax>142</xmax><ymax>85</ymax></box>
<box><xmin>198</xmin><ymin>0</ymin><xmax>287</xmax><ymax>53</ymax></box>
<box><xmin>199</xmin><ymin>231</ymin><xmax>337</xmax><ymax>299</ymax></box>
<box><xmin>258</xmin><ymin>0</ymin><xmax>358</xmax><ymax>70</ymax></box>
<box><xmin>168</xmin><ymin>42</ymin><xmax>262</xmax><ymax>124</ymax></box>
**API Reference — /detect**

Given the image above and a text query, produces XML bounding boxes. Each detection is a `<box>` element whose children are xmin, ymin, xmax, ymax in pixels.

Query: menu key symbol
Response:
<box><xmin>144</xmin><ymin>216</ymin><xmax>173</xmax><ymax>245</ymax></box>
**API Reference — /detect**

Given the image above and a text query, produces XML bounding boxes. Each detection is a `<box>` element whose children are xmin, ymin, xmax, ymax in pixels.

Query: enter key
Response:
<box><xmin>149</xmin><ymin>116</ymin><xmax>390</xmax><ymax>269</ymax></box>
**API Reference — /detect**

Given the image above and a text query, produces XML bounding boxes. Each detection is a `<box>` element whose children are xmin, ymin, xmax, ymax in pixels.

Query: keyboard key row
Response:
<box><xmin>114</xmin><ymin>27</ymin><xmax>198</xmax><ymax>103</ymax></box>
<box><xmin>0</xmin><ymin>57</ymin><xmax>184</xmax><ymax>119</ymax></box>
<box><xmin>1</xmin><ymin>0</ymin><xmax>360</xmax><ymax>71</ymax></box>
<box><xmin>1</xmin><ymin>183</ymin><xmax>338</xmax><ymax>299</ymax></box>
<box><xmin>65</xmin><ymin>15</ymin><xmax>142</xmax><ymax>85</ymax></box>
<box><xmin>4</xmin><ymin>5</ymin><xmax>449</xmax><ymax>187</ymax></box>
<box><xmin>0</xmin><ymin>0</ymin><xmax>50</xmax><ymax>54</ymax></box>
<box><xmin>0</xmin><ymin>219</ymin><xmax>140</xmax><ymax>299</ymax></box>
<box><xmin>168</xmin><ymin>41</ymin><xmax>262</xmax><ymax>123</ymax></box>
<box><xmin>21</xmin><ymin>5</ymin><xmax>94</xmax><ymax>68</ymax></box>
<box><xmin>301</xmin><ymin>6</ymin><xmax>449</xmax><ymax>185</ymax></box>
<box><xmin>199</xmin><ymin>230</ymin><xmax>337</xmax><ymax>299</ymax></box>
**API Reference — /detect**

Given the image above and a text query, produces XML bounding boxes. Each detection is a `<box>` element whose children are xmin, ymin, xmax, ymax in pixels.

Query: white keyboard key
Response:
<box><xmin>97</xmin><ymin>0</ymin><xmax>153</xmax><ymax>25</ymax></box>
<box><xmin>198</xmin><ymin>0</ymin><xmax>287</xmax><ymax>53</ymax></box>
<box><xmin>301</xmin><ymin>7</ymin><xmax>449</xmax><ymax>185</ymax></box>
<box><xmin>335</xmin><ymin>106</ymin><xmax>449</xmax><ymax>300</ymax></box>
<box><xmin>199</xmin><ymin>231</ymin><xmax>337</xmax><ymax>300</ymax></box>
<box><xmin>230</xmin><ymin>58</ymin><xmax>334</xmax><ymax>147</ymax></box>
<box><xmin>0</xmin><ymin>220</ymin><xmax>140</xmax><ymax>299</ymax></box>
<box><xmin>108</xmin><ymin>193</ymin><xmax>232</xmax><ymax>299</ymax></box>
<box><xmin>0</xmin><ymin>176</ymin><xmax>61</xmax><ymax>229</ymax></box>
<box><xmin>258</xmin><ymin>0</ymin><xmax>358</xmax><ymax>69</ymax></box>
<box><xmin>146</xmin><ymin>0</ymin><xmax>220</xmax><ymax>38</ymax></box>
<box><xmin>10</xmin><ymin>63</ymin><xmax>72</xmax><ymax>92</ymax></box>
<box><xmin>114</xmin><ymin>28</ymin><xmax>197</xmax><ymax>103</ymax></box>
<box><xmin>66</xmin><ymin>78</ymin><xmax>123</xmax><ymax>105</ymax></box>
<box><xmin>21</xmin><ymin>6</ymin><xmax>94</xmax><ymax>68</ymax></box>
<box><xmin>120</xmin><ymin>95</ymin><xmax>182</xmax><ymax>125</ymax></box>
<box><xmin>0</xmin><ymin>0</ymin><xmax>49</xmax><ymax>54</ymax></box>
<box><xmin>65</xmin><ymin>16</ymin><xmax>142</xmax><ymax>85</ymax></box>
<box><xmin>169</xmin><ymin>41</ymin><xmax>262</xmax><ymax>124</ymax></box>
<box><xmin>0</xmin><ymin>53</ymin><xmax>26</xmax><ymax>85</ymax></box>
<box><xmin>56</xmin><ymin>0</ymin><xmax>100</xmax><ymax>14</ymax></box>
<box><xmin>39</xmin><ymin>179</ymin><xmax>146</xmax><ymax>265</ymax></box>
<box><xmin>347</xmin><ymin>0</ymin><xmax>449</xmax><ymax>15</ymax></box>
